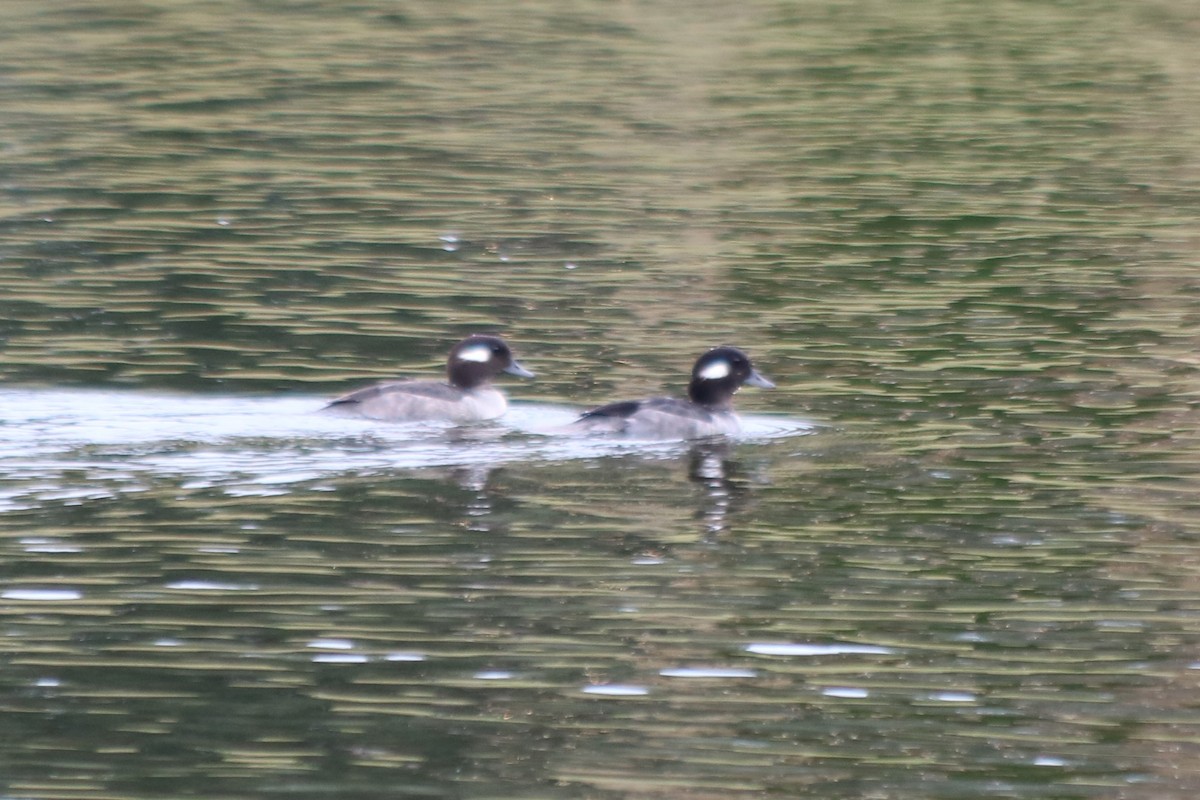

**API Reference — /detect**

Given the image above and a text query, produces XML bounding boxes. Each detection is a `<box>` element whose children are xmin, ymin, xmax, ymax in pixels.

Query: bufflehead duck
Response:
<box><xmin>324</xmin><ymin>335</ymin><xmax>534</xmax><ymax>422</ymax></box>
<box><xmin>570</xmin><ymin>346</ymin><xmax>775</xmax><ymax>439</ymax></box>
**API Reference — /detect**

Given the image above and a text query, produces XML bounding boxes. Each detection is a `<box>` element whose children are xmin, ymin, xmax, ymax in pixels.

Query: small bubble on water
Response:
<box><xmin>307</xmin><ymin>638</ymin><xmax>355</xmax><ymax>650</ymax></box>
<box><xmin>1</xmin><ymin>588</ymin><xmax>83</xmax><ymax>601</ymax></box>
<box><xmin>165</xmin><ymin>580</ymin><xmax>258</xmax><ymax>591</ymax></box>
<box><xmin>582</xmin><ymin>684</ymin><xmax>649</xmax><ymax>697</ymax></box>
<box><xmin>930</xmin><ymin>691</ymin><xmax>977</xmax><ymax>703</ymax></box>
<box><xmin>313</xmin><ymin>653</ymin><xmax>369</xmax><ymax>664</ymax></box>
<box><xmin>21</xmin><ymin>538</ymin><xmax>81</xmax><ymax>553</ymax></box>
<box><xmin>660</xmin><ymin>667</ymin><xmax>757</xmax><ymax>679</ymax></box>
<box><xmin>745</xmin><ymin>642</ymin><xmax>893</xmax><ymax>657</ymax></box>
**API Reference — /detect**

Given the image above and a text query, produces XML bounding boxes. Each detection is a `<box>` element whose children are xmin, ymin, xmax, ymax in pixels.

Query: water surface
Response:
<box><xmin>3</xmin><ymin>0</ymin><xmax>1200</xmax><ymax>798</ymax></box>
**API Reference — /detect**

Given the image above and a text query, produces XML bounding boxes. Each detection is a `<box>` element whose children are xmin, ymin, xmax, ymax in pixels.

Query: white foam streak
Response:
<box><xmin>0</xmin><ymin>389</ymin><xmax>817</xmax><ymax>513</ymax></box>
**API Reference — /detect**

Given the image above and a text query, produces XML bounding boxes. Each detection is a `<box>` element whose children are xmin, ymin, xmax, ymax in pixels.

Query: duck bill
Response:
<box><xmin>745</xmin><ymin>370</ymin><xmax>775</xmax><ymax>389</ymax></box>
<box><xmin>504</xmin><ymin>361</ymin><xmax>535</xmax><ymax>379</ymax></box>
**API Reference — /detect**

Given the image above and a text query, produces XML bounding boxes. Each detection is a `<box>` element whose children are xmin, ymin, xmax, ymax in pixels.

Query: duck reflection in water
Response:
<box><xmin>687</xmin><ymin>440</ymin><xmax>755</xmax><ymax>536</ymax></box>
<box><xmin>453</xmin><ymin>463</ymin><xmax>495</xmax><ymax>533</ymax></box>
<box><xmin>436</xmin><ymin>442</ymin><xmax>756</xmax><ymax>543</ymax></box>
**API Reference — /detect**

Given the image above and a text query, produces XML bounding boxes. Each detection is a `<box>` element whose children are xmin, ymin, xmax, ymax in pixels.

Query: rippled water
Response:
<box><xmin>3</xmin><ymin>0</ymin><xmax>1200</xmax><ymax>798</ymax></box>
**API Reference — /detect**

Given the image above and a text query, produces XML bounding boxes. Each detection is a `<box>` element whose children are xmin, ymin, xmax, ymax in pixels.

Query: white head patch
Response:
<box><xmin>457</xmin><ymin>344</ymin><xmax>493</xmax><ymax>363</ymax></box>
<box><xmin>698</xmin><ymin>359</ymin><xmax>731</xmax><ymax>380</ymax></box>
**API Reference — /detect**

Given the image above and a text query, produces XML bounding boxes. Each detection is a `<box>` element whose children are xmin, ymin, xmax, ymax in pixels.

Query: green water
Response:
<box><xmin>3</xmin><ymin>1</ymin><xmax>1200</xmax><ymax>798</ymax></box>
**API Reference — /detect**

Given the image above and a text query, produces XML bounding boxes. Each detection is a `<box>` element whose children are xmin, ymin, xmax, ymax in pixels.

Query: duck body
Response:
<box><xmin>324</xmin><ymin>335</ymin><xmax>533</xmax><ymax>423</ymax></box>
<box><xmin>569</xmin><ymin>346</ymin><xmax>774</xmax><ymax>440</ymax></box>
<box><xmin>325</xmin><ymin>380</ymin><xmax>512</xmax><ymax>423</ymax></box>
<box><xmin>575</xmin><ymin>396</ymin><xmax>745</xmax><ymax>438</ymax></box>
